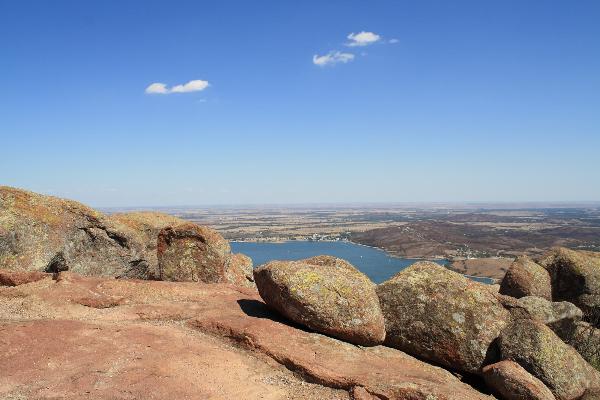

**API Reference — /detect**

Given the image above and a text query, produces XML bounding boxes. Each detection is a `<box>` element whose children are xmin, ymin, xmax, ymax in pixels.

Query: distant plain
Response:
<box><xmin>104</xmin><ymin>203</ymin><xmax>600</xmax><ymax>280</ymax></box>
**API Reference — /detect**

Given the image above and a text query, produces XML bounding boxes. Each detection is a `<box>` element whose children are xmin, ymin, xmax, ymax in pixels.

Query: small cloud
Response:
<box><xmin>145</xmin><ymin>79</ymin><xmax>210</xmax><ymax>95</ymax></box>
<box><xmin>346</xmin><ymin>31</ymin><xmax>381</xmax><ymax>47</ymax></box>
<box><xmin>145</xmin><ymin>83</ymin><xmax>169</xmax><ymax>94</ymax></box>
<box><xmin>313</xmin><ymin>51</ymin><xmax>355</xmax><ymax>67</ymax></box>
<box><xmin>170</xmin><ymin>80</ymin><xmax>209</xmax><ymax>93</ymax></box>
<box><xmin>389</xmin><ymin>38</ymin><xmax>399</xmax><ymax>44</ymax></box>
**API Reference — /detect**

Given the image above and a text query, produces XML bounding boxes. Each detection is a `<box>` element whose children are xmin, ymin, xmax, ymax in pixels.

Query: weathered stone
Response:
<box><xmin>0</xmin><ymin>186</ymin><xmax>149</xmax><ymax>278</ymax></box>
<box><xmin>376</xmin><ymin>261</ymin><xmax>510</xmax><ymax>374</ymax></box>
<box><xmin>499</xmin><ymin>318</ymin><xmax>600</xmax><ymax>400</ymax></box>
<box><xmin>0</xmin><ymin>270</ymin><xmax>50</xmax><ymax>286</ymax></box>
<box><xmin>115</xmin><ymin>213</ymin><xmax>255</xmax><ymax>287</ymax></box>
<box><xmin>538</xmin><ymin>247</ymin><xmax>600</xmax><ymax>321</ymax></box>
<box><xmin>350</xmin><ymin>386</ymin><xmax>376</xmax><ymax>400</ymax></box>
<box><xmin>157</xmin><ymin>223</ymin><xmax>231</xmax><ymax>283</ymax></box>
<box><xmin>224</xmin><ymin>253</ymin><xmax>255</xmax><ymax>288</ymax></box>
<box><xmin>0</xmin><ymin>270</ymin><xmax>493</xmax><ymax>400</ymax></box>
<box><xmin>582</xmin><ymin>388</ymin><xmax>600</xmax><ymax>400</ymax></box>
<box><xmin>482</xmin><ymin>360</ymin><xmax>555</xmax><ymax>400</ymax></box>
<box><xmin>500</xmin><ymin>256</ymin><xmax>552</xmax><ymax>300</ymax></box>
<box><xmin>253</xmin><ymin>256</ymin><xmax>385</xmax><ymax>346</ymax></box>
<box><xmin>555</xmin><ymin>319</ymin><xmax>600</xmax><ymax>370</ymax></box>
<box><xmin>110</xmin><ymin>211</ymin><xmax>185</xmax><ymax>278</ymax></box>
<box><xmin>516</xmin><ymin>296</ymin><xmax>583</xmax><ymax>325</ymax></box>
<box><xmin>0</xmin><ymin>187</ymin><xmax>255</xmax><ymax>287</ymax></box>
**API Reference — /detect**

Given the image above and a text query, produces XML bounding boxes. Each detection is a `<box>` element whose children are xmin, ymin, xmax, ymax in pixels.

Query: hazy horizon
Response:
<box><xmin>2</xmin><ymin>1</ymin><xmax>599</xmax><ymax>206</ymax></box>
<box><xmin>98</xmin><ymin>200</ymin><xmax>600</xmax><ymax>211</ymax></box>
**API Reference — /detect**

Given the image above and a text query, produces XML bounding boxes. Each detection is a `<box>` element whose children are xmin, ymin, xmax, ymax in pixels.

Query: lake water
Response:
<box><xmin>231</xmin><ymin>240</ymin><xmax>493</xmax><ymax>284</ymax></box>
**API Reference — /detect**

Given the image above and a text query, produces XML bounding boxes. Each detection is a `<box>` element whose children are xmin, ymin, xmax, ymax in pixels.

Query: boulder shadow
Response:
<box><xmin>236</xmin><ymin>299</ymin><xmax>313</xmax><ymax>333</ymax></box>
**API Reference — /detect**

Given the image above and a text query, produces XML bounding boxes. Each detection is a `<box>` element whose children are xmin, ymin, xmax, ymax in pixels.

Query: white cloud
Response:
<box><xmin>346</xmin><ymin>31</ymin><xmax>381</xmax><ymax>47</ymax></box>
<box><xmin>145</xmin><ymin>79</ymin><xmax>209</xmax><ymax>95</ymax></box>
<box><xmin>313</xmin><ymin>51</ymin><xmax>355</xmax><ymax>66</ymax></box>
<box><xmin>145</xmin><ymin>83</ymin><xmax>169</xmax><ymax>94</ymax></box>
<box><xmin>170</xmin><ymin>80</ymin><xmax>209</xmax><ymax>93</ymax></box>
<box><xmin>389</xmin><ymin>38</ymin><xmax>399</xmax><ymax>44</ymax></box>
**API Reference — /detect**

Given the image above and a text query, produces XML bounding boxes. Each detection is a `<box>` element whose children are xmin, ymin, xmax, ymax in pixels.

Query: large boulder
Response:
<box><xmin>114</xmin><ymin>213</ymin><xmax>255</xmax><ymax>287</ymax></box>
<box><xmin>538</xmin><ymin>248</ymin><xmax>600</xmax><ymax>321</ymax></box>
<box><xmin>157</xmin><ymin>223</ymin><xmax>254</xmax><ymax>287</ymax></box>
<box><xmin>482</xmin><ymin>360</ymin><xmax>555</xmax><ymax>400</ymax></box>
<box><xmin>376</xmin><ymin>261</ymin><xmax>510</xmax><ymax>374</ymax></box>
<box><xmin>499</xmin><ymin>256</ymin><xmax>552</xmax><ymax>300</ymax></box>
<box><xmin>499</xmin><ymin>318</ymin><xmax>600</xmax><ymax>400</ymax></box>
<box><xmin>555</xmin><ymin>320</ymin><xmax>600</xmax><ymax>369</ymax></box>
<box><xmin>253</xmin><ymin>256</ymin><xmax>385</xmax><ymax>346</ymax></box>
<box><xmin>110</xmin><ymin>211</ymin><xmax>185</xmax><ymax>278</ymax></box>
<box><xmin>0</xmin><ymin>187</ymin><xmax>255</xmax><ymax>287</ymax></box>
<box><xmin>0</xmin><ymin>186</ymin><xmax>150</xmax><ymax>278</ymax></box>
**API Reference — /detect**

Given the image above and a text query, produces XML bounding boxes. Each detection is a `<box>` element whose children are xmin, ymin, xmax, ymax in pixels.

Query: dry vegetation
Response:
<box><xmin>104</xmin><ymin>203</ymin><xmax>600</xmax><ymax>280</ymax></box>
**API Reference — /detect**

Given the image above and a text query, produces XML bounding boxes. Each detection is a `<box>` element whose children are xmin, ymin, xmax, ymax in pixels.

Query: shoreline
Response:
<box><xmin>230</xmin><ymin>238</ymin><xmax>448</xmax><ymax>261</ymax></box>
<box><xmin>231</xmin><ymin>238</ymin><xmax>499</xmax><ymax>283</ymax></box>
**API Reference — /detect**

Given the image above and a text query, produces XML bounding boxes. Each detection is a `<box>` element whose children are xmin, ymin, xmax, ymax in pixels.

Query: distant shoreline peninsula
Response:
<box><xmin>230</xmin><ymin>238</ymin><xmax>501</xmax><ymax>283</ymax></box>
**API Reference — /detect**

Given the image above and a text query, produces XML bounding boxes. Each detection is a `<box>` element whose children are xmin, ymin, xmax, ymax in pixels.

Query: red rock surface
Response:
<box><xmin>0</xmin><ymin>270</ymin><xmax>492</xmax><ymax>400</ymax></box>
<box><xmin>499</xmin><ymin>256</ymin><xmax>552</xmax><ymax>300</ymax></box>
<box><xmin>482</xmin><ymin>360</ymin><xmax>556</xmax><ymax>400</ymax></box>
<box><xmin>0</xmin><ymin>270</ymin><xmax>50</xmax><ymax>286</ymax></box>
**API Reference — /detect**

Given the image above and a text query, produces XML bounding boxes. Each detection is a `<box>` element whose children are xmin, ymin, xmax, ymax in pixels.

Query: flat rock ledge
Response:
<box><xmin>0</xmin><ymin>270</ymin><xmax>492</xmax><ymax>400</ymax></box>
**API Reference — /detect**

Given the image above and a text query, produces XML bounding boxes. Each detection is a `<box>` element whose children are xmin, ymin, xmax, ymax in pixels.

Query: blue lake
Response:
<box><xmin>231</xmin><ymin>240</ymin><xmax>493</xmax><ymax>284</ymax></box>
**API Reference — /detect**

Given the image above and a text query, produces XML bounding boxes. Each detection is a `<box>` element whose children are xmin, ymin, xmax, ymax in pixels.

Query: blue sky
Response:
<box><xmin>1</xmin><ymin>1</ymin><xmax>599</xmax><ymax>206</ymax></box>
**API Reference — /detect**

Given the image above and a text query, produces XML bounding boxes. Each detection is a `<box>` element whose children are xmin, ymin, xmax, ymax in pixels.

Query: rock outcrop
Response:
<box><xmin>482</xmin><ymin>360</ymin><xmax>556</xmax><ymax>400</ymax></box>
<box><xmin>253</xmin><ymin>256</ymin><xmax>385</xmax><ymax>346</ymax></box>
<box><xmin>555</xmin><ymin>319</ymin><xmax>600</xmax><ymax>369</ymax></box>
<box><xmin>499</xmin><ymin>256</ymin><xmax>552</xmax><ymax>300</ymax></box>
<box><xmin>499</xmin><ymin>318</ymin><xmax>600</xmax><ymax>400</ymax></box>
<box><xmin>0</xmin><ymin>186</ymin><xmax>149</xmax><ymax>278</ymax></box>
<box><xmin>109</xmin><ymin>211</ymin><xmax>185</xmax><ymax>278</ymax></box>
<box><xmin>0</xmin><ymin>270</ymin><xmax>50</xmax><ymax>286</ymax></box>
<box><xmin>538</xmin><ymin>247</ymin><xmax>600</xmax><ymax>321</ymax></box>
<box><xmin>0</xmin><ymin>187</ymin><xmax>255</xmax><ymax>287</ymax></box>
<box><xmin>157</xmin><ymin>223</ymin><xmax>254</xmax><ymax>287</ymax></box>
<box><xmin>376</xmin><ymin>261</ymin><xmax>510</xmax><ymax>374</ymax></box>
<box><xmin>0</xmin><ymin>270</ymin><xmax>492</xmax><ymax>400</ymax></box>
<box><xmin>3</xmin><ymin>187</ymin><xmax>598</xmax><ymax>399</ymax></box>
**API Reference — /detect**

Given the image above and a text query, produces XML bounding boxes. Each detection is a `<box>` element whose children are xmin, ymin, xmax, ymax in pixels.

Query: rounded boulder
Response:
<box><xmin>499</xmin><ymin>318</ymin><xmax>600</xmax><ymax>400</ymax></box>
<box><xmin>482</xmin><ymin>360</ymin><xmax>556</xmax><ymax>400</ymax></box>
<box><xmin>376</xmin><ymin>261</ymin><xmax>511</xmax><ymax>374</ymax></box>
<box><xmin>157</xmin><ymin>223</ymin><xmax>231</xmax><ymax>283</ymax></box>
<box><xmin>253</xmin><ymin>256</ymin><xmax>385</xmax><ymax>346</ymax></box>
<box><xmin>500</xmin><ymin>256</ymin><xmax>552</xmax><ymax>300</ymax></box>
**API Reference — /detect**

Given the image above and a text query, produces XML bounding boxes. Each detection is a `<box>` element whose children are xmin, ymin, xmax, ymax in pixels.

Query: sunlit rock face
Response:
<box><xmin>0</xmin><ymin>186</ymin><xmax>150</xmax><ymax>278</ymax></box>
<box><xmin>376</xmin><ymin>261</ymin><xmax>510</xmax><ymax>374</ymax></box>
<box><xmin>253</xmin><ymin>256</ymin><xmax>385</xmax><ymax>346</ymax></box>
<box><xmin>500</xmin><ymin>255</ymin><xmax>552</xmax><ymax>300</ymax></box>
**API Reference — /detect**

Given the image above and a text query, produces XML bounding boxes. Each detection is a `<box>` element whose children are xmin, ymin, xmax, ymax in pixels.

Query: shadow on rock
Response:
<box><xmin>237</xmin><ymin>299</ymin><xmax>313</xmax><ymax>333</ymax></box>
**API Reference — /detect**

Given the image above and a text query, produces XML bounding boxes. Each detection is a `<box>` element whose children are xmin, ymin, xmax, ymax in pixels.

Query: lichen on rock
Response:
<box><xmin>376</xmin><ymin>261</ymin><xmax>510</xmax><ymax>374</ymax></box>
<box><xmin>253</xmin><ymin>256</ymin><xmax>385</xmax><ymax>346</ymax></box>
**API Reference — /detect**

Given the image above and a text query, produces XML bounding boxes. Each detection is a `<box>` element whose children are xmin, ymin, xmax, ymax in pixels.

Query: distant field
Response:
<box><xmin>103</xmin><ymin>203</ymin><xmax>600</xmax><ymax>280</ymax></box>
